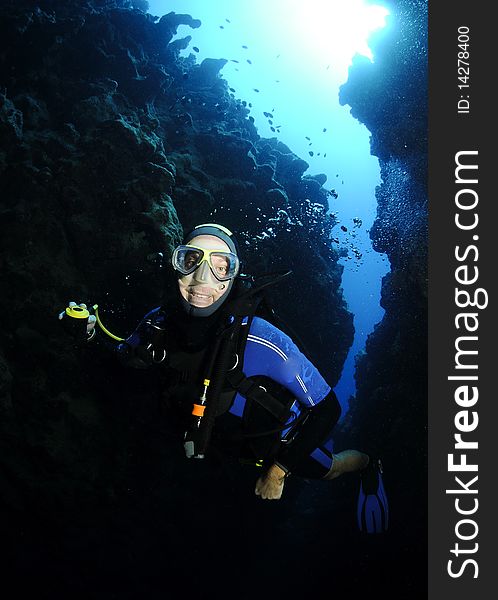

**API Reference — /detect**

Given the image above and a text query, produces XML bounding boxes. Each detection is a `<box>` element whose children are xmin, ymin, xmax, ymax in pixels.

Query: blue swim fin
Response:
<box><xmin>357</xmin><ymin>458</ymin><xmax>389</xmax><ymax>533</ymax></box>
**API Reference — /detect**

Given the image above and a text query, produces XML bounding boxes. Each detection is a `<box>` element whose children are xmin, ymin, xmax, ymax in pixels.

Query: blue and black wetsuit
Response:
<box><xmin>112</xmin><ymin>306</ymin><xmax>341</xmax><ymax>479</ymax></box>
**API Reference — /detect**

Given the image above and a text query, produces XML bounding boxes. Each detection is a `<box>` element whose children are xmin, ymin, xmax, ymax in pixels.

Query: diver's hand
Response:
<box><xmin>255</xmin><ymin>463</ymin><xmax>286</xmax><ymax>500</ymax></box>
<box><xmin>58</xmin><ymin>302</ymin><xmax>97</xmax><ymax>338</ymax></box>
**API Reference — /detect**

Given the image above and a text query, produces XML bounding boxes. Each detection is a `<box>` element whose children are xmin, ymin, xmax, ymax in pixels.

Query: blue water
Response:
<box><xmin>147</xmin><ymin>0</ymin><xmax>390</xmax><ymax>414</ymax></box>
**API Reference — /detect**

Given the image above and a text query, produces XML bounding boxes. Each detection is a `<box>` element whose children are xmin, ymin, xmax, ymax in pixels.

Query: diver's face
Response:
<box><xmin>178</xmin><ymin>235</ymin><xmax>232</xmax><ymax>308</ymax></box>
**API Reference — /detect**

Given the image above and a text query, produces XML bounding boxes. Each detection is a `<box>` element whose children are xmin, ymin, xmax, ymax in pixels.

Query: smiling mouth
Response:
<box><xmin>187</xmin><ymin>289</ymin><xmax>213</xmax><ymax>306</ymax></box>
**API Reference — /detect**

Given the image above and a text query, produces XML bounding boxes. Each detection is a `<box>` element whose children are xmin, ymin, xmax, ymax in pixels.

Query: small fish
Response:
<box><xmin>220</xmin><ymin>25</ymin><xmax>225</xmax><ymax>29</ymax></box>
<box><xmin>226</xmin><ymin>18</ymin><xmax>231</xmax><ymax>23</ymax></box>
<box><xmin>322</xmin><ymin>128</ymin><xmax>327</xmax><ymax>132</ymax></box>
<box><xmin>229</xmin><ymin>87</ymin><xmax>236</xmax><ymax>92</ymax></box>
<box><xmin>242</xmin><ymin>45</ymin><xmax>248</xmax><ymax>49</ymax></box>
<box><xmin>253</xmin><ymin>88</ymin><xmax>260</xmax><ymax>92</ymax></box>
<box><xmin>305</xmin><ymin>136</ymin><xmax>311</xmax><ymax>140</ymax></box>
<box><xmin>309</xmin><ymin>151</ymin><xmax>314</xmax><ymax>156</ymax></box>
<box><xmin>341</xmin><ymin>225</ymin><xmax>348</xmax><ymax>232</ymax></box>
<box><xmin>268</xmin><ymin>119</ymin><xmax>273</xmax><ymax>125</ymax></box>
<box><xmin>270</xmin><ymin>127</ymin><xmax>275</xmax><ymax>132</ymax></box>
<box><xmin>231</xmin><ymin>59</ymin><xmax>239</xmax><ymax>63</ymax></box>
<box><xmin>193</xmin><ymin>46</ymin><xmax>199</xmax><ymax>53</ymax></box>
<box><xmin>323</xmin><ymin>153</ymin><xmax>327</xmax><ymax>158</ymax></box>
<box><xmin>247</xmin><ymin>59</ymin><xmax>252</xmax><ymax>64</ymax></box>
<box><xmin>263</xmin><ymin>111</ymin><xmax>272</xmax><ymax>118</ymax></box>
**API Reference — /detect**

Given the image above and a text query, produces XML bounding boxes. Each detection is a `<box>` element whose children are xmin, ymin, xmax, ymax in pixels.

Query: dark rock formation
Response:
<box><xmin>336</xmin><ymin>0</ymin><xmax>428</xmax><ymax>593</ymax></box>
<box><xmin>0</xmin><ymin>1</ymin><xmax>360</xmax><ymax>598</ymax></box>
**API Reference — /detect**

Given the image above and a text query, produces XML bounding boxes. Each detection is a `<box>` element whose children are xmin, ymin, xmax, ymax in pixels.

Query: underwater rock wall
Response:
<box><xmin>337</xmin><ymin>0</ymin><xmax>428</xmax><ymax>572</ymax></box>
<box><xmin>0</xmin><ymin>2</ymin><xmax>354</xmax><ymax>592</ymax></box>
<box><xmin>0</xmin><ymin>0</ymin><xmax>351</xmax><ymax>371</ymax></box>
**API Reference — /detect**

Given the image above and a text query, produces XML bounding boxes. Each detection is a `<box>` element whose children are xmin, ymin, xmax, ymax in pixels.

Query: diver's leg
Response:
<box><xmin>322</xmin><ymin>450</ymin><xmax>369</xmax><ymax>480</ymax></box>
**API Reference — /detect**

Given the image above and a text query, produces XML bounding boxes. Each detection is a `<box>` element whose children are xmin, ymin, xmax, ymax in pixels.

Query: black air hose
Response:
<box><xmin>193</xmin><ymin>317</ymin><xmax>243</xmax><ymax>456</ymax></box>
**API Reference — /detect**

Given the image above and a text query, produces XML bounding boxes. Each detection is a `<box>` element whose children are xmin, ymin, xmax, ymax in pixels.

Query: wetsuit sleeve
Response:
<box><xmin>274</xmin><ymin>389</ymin><xmax>341</xmax><ymax>475</ymax></box>
<box><xmin>94</xmin><ymin>307</ymin><xmax>165</xmax><ymax>368</ymax></box>
<box><xmin>244</xmin><ymin>317</ymin><xmax>341</xmax><ymax>475</ymax></box>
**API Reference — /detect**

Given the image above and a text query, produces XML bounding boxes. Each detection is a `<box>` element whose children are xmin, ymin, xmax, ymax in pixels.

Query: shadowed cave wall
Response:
<box><xmin>336</xmin><ymin>0</ymin><xmax>428</xmax><ymax>587</ymax></box>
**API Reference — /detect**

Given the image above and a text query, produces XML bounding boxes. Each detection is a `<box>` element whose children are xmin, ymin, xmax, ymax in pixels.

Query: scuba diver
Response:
<box><xmin>60</xmin><ymin>223</ymin><xmax>388</xmax><ymax>531</ymax></box>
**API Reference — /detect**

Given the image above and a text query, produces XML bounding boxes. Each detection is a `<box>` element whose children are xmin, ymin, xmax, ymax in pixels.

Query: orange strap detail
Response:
<box><xmin>192</xmin><ymin>404</ymin><xmax>206</xmax><ymax>417</ymax></box>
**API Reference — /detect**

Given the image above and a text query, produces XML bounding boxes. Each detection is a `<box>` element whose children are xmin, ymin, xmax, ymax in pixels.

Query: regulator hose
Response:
<box><xmin>92</xmin><ymin>304</ymin><xmax>125</xmax><ymax>341</ymax></box>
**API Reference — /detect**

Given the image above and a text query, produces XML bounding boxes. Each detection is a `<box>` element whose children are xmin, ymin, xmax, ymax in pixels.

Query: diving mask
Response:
<box><xmin>172</xmin><ymin>244</ymin><xmax>240</xmax><ymax>282</ymax></box>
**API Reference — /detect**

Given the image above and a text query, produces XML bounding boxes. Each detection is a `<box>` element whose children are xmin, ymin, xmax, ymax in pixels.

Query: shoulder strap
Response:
<box><xmin>225</xmin><ymin>370</ymin><xmax>291</xmax><ymax>423</ymax></box>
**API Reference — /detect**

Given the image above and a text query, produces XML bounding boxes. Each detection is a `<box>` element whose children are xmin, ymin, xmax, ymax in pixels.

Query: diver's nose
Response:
<box><xmin>193</xmin><ymin>260</ymin><xmax>212</xmax><ymax>283</ymax></box>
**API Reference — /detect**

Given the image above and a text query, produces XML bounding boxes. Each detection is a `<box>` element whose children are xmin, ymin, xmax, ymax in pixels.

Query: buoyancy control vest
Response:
<box><xmin>156</xmin><ymin>271</ymin><xmax>309</xmax><ymax>459</ymax></box>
